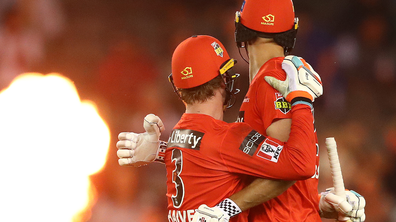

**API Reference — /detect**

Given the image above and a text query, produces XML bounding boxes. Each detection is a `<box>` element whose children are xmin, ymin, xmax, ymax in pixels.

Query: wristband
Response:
<box><xmin>291</xmin><ymin>97</ymin><xmax>313</xmax><ymax>109</ymax></box>
<box><xmin>216</xmin><ymin>198</ymin><xmax>242</xmax><ymax>218</ymax></box>
<box><xmin>154</xmin><ymin>141</ymin><xmax>167</xmax><ymax>164</ymax></box>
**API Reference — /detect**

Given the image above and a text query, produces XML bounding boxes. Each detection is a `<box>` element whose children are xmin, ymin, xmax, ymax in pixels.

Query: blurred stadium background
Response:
<box><xmin>0</xmin><ymin>0</ymin><xmax>395</xmax><ymax>221</ymax></box>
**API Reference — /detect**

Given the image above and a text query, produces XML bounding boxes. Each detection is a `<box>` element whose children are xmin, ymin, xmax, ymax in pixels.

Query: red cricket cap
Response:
<box><xmin>171</xmin><ymin>35</ymin><xmax>230</xmax><ymax>89</ymax></box>
<box><xmin>240</xmin><ymin>0</ymin><xmax>295</xmax><ymax>33</ymax></box>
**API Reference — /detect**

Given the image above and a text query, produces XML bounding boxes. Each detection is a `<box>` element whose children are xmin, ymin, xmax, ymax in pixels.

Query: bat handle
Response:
<box><xmin>326</xmin><ymin>137</ymin><xmax>346</xmax><ymax>196</ymax></box>
<box><xmin>326</xmin><ymin>137</ymin><xmax>349</xmax><ymax>221</ymax></box>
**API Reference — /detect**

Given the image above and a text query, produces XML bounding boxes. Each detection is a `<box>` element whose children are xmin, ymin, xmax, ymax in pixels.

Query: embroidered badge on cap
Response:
<box><xmin>211</xmin><ymin>42</ymin><xmax>224</xmax><ymax>57</ymax></box>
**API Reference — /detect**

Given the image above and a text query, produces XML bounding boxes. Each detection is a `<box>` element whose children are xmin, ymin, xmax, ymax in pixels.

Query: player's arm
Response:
<box><xmin>228</xmin><ymin>177</ymin><xmax>293</xmax><ymax>211</ymax></box>
<box><xmin>193</xmin><ymin>55</ymin><xmax>323</xmax><ymax>221</ymax></box>
<box><xmin>229</xmin><ymin>118</ymin><xmax>294</xmax><ymax>211</ymax></box>
<box><xmin>193</xmin><ymin>180</ymin><xmax>292</xmax><ymax>222</ymax></box>
<box><xmin>268</xmin><ymin>56</ymin><xmax>366</xmax><ymax>221</ymax></box>
<box><xmin>224</xmin><ymin>56</ymin><xmax>322</xmax><ymax>180</ymax></box>
<box><xmin>116</xmin><ymin>114</ymin><xmax>167</xmax><ymax>167</ymax></box>
<box><xmin>226</xmin><ymin>55</ymin><xmax>322</xmax><ymax>210</ymax></box>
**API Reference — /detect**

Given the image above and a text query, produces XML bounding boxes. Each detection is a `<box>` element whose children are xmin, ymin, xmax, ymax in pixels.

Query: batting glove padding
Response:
<box><xmin>192</xmin><ymin>205</ymin><xmax>230</xmax><ymax>222</ymax></box>
<box><xmin>116</xmin><ymin>114</ymin><xmax>165</xmax><ymax>167</ymax></box>
<box><xmin>265</xmin><ymin>55</ymin><xmax>323</xmax><ymax>104</ymax></box>
<box><xmin>319</xmin><ymin>188</ymin><xmax>366</xmax><ymax>222</ymax></box>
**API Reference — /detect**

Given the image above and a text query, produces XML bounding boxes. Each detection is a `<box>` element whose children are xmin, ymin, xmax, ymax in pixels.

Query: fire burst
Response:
<box><xmin>0</xmin><ymin>73</ymin><xmax>110</xmax><ymax>222</ymax></box>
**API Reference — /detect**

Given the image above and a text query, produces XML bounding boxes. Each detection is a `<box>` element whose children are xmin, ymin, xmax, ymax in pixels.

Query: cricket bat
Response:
<box><xmin>325</xmin><ymin>137</ymin><xmax>351</xmax><ymax>222</ymax></box>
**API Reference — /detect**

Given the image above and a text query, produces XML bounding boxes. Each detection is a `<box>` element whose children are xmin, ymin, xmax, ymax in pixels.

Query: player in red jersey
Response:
<box><xmin>118</xmin><ymin>34</ymin><xmax>322</xmax><ymax>222</ymax></box>
<box><xmin>228</xmin><ymin>0</ymin><xmax>321</xmax><ymax>220</ymax></box>
<box><xmin>191</xmin><ymin>0</ymin><xmax>365</xmax><ymax>221</ymax></box>
<box><xmin>117</xmin><ymin>0</ymin><xmax>366</xmax><ymax>221</ymax></box>
<box><xmin>193</xmin><ymin>0</ymin><xmax>365</xmax><ymax>221</ymax></box>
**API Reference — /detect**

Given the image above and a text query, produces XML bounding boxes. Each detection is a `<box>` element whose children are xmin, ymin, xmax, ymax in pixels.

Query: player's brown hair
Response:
<box><xmin>178</xmin><ymin>75</ymin><xmax>225</xmax><ymax>105</ymax></box>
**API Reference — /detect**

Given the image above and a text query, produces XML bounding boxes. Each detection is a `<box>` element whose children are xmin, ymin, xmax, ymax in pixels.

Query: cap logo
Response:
<box><xmin>211</xmin><ymin>42</ymin><xmax>224</xmax><ymax>57</ymax></box>
<box><xmin>261</xmin><ymin>14</ymin><xmax>275</xmax><ymax>26</ymax></box>
<box><xmin>181</xmin><ymin>67</ymin><xmax>193</xmax><ymax>79</ymax></box>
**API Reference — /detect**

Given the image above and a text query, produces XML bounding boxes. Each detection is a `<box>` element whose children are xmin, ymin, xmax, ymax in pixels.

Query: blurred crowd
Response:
<box><xmin>1</xmin><ymin>0</ymin><xmax>395</xmax><ymax>221</ymax></box>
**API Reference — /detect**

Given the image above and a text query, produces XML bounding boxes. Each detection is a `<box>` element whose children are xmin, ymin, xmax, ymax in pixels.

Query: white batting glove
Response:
<box><xmin>319</xmin><ymin>188</ymin><xmax>366</xmax><ymax>222</ymax></box>
<box><xmin>192</xmin><ymin>205</ymin><xmax>230</xmax><ymax>222</ymax></box>
<box><xmin>265</xmin><ymin>55</ymin><xmax>323</xmax><ymax>103</ymax></box>
<box><xmin>116</xmin><ymin>114</ymin><xmax>165</xmax><ymax>167</ymax></box>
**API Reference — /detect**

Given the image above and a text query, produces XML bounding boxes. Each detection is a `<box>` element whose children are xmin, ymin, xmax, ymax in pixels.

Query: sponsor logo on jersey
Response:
<box><xmin>168</xmin><ymin>129</ymin><xmax>204</xmax><ymax>150</ymax></box>
<box><xmin>237</xmin><ymin>111</ymin><xmax>245</xmax><ymax>122</ymax></box>
<box><xmin>243</xmin><ymin>96</ymin><xmax>250</xmax><ymax>103</ymax></box>
<box><xmin>274</xmin><ymin>92</ymin><xmax>291</xmax><ymax>114</ymax></box>
<box><xmin>261</xmin><ymin>14</ymin><xmax>275</xmax><ymax>26</ymax></box>
<box><xmin>256</xmin><ymin>138</ymin><xmax>283</xmax><ymax>162</ymax></box>
<box><xmin>239</xmin><ymin>130</ymin><xmax>265</xmax><ymax>156</ymax></box>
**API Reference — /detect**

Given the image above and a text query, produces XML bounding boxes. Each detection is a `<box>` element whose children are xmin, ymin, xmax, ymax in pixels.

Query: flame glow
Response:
<box><xmin>0</xmin><ymin>73</ymin><xmax>110</xmax><ymax>222</ymax></box>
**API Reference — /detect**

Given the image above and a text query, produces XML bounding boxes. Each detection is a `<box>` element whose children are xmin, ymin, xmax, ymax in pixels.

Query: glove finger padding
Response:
<box><xmin>324</xmin><ymin>193</ymin><xmax>352</xmax><ymax>216</ymax></box>
<box><xmin>118</xmin><ymin>132</ymin><xmax>139</xmax><ymax>141</ymax></box>
<box><xmin>264</xmin><ymin>75</ymin><xmax>290</xmax><ymax>98</ymax></box>
<box><xmin>320</xmin><ymin>188</ymin><xmax>366</xmax><ymax>222</ymax></box>
<box><xmin>118</xmin><ymin>157</ymin><xmax>134</xmax><ymax>166</ymax></box>
<box><xmin>280</xmin><ymin>55</ymin><xmax>323</xmax><ymax>102</ymax></box>
<box><xmin>117</xmin><ymin>149</ymin><xmax>134</xmax><ymax>158</ymax></box>
<box><xmin>345</xmin><ymin>190</ymin><xmax>366</xmax><ymax>220</ymax></box>
<box><xmin>116</xmin><ymin>139</ymin><xmax>137</xmax><ymax>150</ymax></box>
<box><xmin>144</xmin><ymin>114</ymin><xmax>165</xmax><ymax>135</ymax></box>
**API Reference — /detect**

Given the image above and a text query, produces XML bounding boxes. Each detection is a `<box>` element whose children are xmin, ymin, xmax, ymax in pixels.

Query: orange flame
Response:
<box><xmin>0</xmin><ymin>73</ymin><xmax>110</xmax><ymax>222</ymax></box>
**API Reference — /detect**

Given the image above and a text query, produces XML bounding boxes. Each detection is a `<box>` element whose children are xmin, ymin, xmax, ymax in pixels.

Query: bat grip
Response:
<box><xmin>326</xmin><ymin>137</ymin><xmax>350</xmax><ymax>221</ymax></box>
<box><xmin>327</xmin><ymin>149</ymin><xmax>346</xmax><ymax>198</ymax></box>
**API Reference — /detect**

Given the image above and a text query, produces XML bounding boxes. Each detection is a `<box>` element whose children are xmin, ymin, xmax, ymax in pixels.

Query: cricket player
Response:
<box><xmin>152</xmin><ymin>34</ymin><xmax>321</xmax><ymax>222</ymax></box>
<box><xmin>191</xmin><ymin>0</ymin><xmax>365</xmax><ymax>221</ymax></box>
<box><xmin>117</xmin><ymin>0</ymin><xmax>366</xmax><ymax>221</ymax></box>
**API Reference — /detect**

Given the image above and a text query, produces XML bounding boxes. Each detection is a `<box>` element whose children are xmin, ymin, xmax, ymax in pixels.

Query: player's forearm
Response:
<box><xmin>282</xmin><ymin>103</ymin><xmax>317</xmax><ymax>178</ymax></box>
<box><xmin>229</xmin><ymin>178</ymin><xmax>295</xmax><ymax>211</ymax></box>
<box><xmin>255</xmin><ymin>104</ymin><xmax>316</xmax><ymax>180</ymax></box>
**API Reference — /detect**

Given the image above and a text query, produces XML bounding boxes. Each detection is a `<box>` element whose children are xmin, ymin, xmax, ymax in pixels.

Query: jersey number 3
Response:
<box><xmin>171</xmin><ymin>149</ymin><xmax>185</xmax><ymax>208</ymax></box>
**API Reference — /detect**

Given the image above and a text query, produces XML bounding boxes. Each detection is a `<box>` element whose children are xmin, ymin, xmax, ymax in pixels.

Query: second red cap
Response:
<box><xmin>171</xmin><ymin>35</ymin><xmax>230</xmax><ymax>89</ymax></box>
<box><xmin>240</xmin><ymin>0</ymin><xmax>295</xmax><ymax>33</ymax></box>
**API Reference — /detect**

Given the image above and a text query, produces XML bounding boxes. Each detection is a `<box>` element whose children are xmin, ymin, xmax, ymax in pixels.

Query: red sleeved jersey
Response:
<box><xmin>165</xmin><ymin>104</ymin><xmax>317</xmax><ymax>222</ymax></box>
<box><xmin>238</xmin><ymin>57</ymin><xmax>321</xmax><ymax>221</ymax></box>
